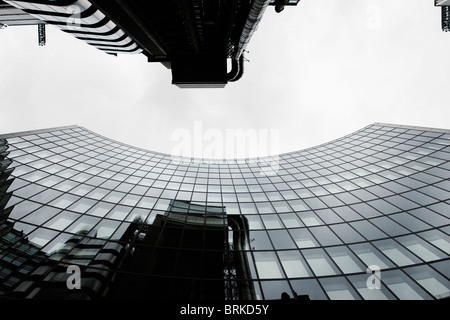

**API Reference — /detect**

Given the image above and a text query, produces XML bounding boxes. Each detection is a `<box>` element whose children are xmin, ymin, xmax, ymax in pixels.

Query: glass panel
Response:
<box><xmin>350</xmin><ymin>243</ymin><xmax>394</xmax><ymax>269</ymax></box>
<box><xmin>330</xmin><ymin>223</ymin><xmax>365</xmax><ymax>243</ymax></box>
<box><xmin>369</xmin><ymin>216</ymin><xmax>409</xmax><ymax>237</ymax></box>
<box><xmin>347</xmin><ymin>274</ymin><xmax>395</xmax><ymax>300</ymax></box>
<box><xmin>87</xmin><ymin>202</ymin><xmax>115</xmax><ymax>218</ymax></box>
<box><xmin>249</xmin><ymin>230</ymin><xmax>273</xmax><ymax>250</ymax></box>
<box><xmin>278</xmin><ymin>250</ymin><xmax>312</xmax><ymax>278</ymax></box>
<box><xmin>408</xmin><ymin>207</ymin><xmax>450</xmax><ymax>227</ymax></box>
<box><xmin>418</xmin><ymin>229</ymin><xmax>450</xmax><ymax>255</ymax></box>
<box><xmin>315</xmin><ymin>209</ymin><xmax>343</xmax><ymax>224</ymax></box>
<box><xmin>261</xmin><ymin>215</ymin><xmax>283</xmax><ymax>229</ymax></box>
<box><xmin>319</xmin><ymin>277</ymin><xmax>361</xmax><ymax>300</ymax></box>
<box><xmin>397</xmin><ymin>235</ymin><xmax>446</xmax><ymax>262</ymax></box>
<box><xmin>279</xmin><ymin>213</ymin><xmax>303</xmax><ymax>228</ymax></box>
<box><xmin>310</xmin><ymin>226</ymin><xmax>342</xmax><ymax>246</ymax></box>
<box><xmin>374</xmin><ymin>239</ymin><xmax>420</xmax><ymax>267</ymax></box>
<box><xmin>254</xmin><ymin>251</ymin><xmax>284</xmax><ymax>279</ymax></box>
<box><xmin>406</xmin><ymin>265</ymin><xmax>450</xmax><ymax>299</ymax></box>
<box><xmin>290</xmin><ymin>279</ymin><xmax>328</xmax><ymax>300</ymax></box>
<box><xmin>383</xmin><ymin>270</ymin><xmax>432</xmax><ymax>300</ymax></box>
<box><xmin>298</xmin><ymin>212</ymin><xmax>322</xmax><ymax>226</ymax></box>
<box><xmin>246</xmin><ymin>215</ymin><xmax>264</xmax><ymax>229</ymax></box>
<box><xmin>390</xmin><ymin>212</ymin><xmax>431</xmax><ymax>232</ymax></box>
<box><xmin>349</xmin><ymin>220</ymin><xmax>387</xmax><ymax>241</ymax></box>
<box><xmin>50</xmin><ymin>194</ymin><xmax>80</xmax><ymax>209</ymax></box>
<box><xmin>96</xmin><ymin>219</ymin><xmax>121</xmax><ymax>239</ymax></box>
<box><xmin>68</xmin><ymin>198</ymin><xmax>97</xmax><ymax>214</ymax></box>
<box><xmin>326</xmin><ymin>246</ymin><xmax>365</xmax><ymax>274</ymax></box>
<box><xmin>333</xmin><ymin>206</ymin><xmax>362</xmax><ymax>221</ymax></box>
<box><xmin>260</xmin><ymin>280</ymin><xmax>291</xmax><ymax>300</ymax></box>
<box><xmin>303</xmin><ymin>249</ymin><xmax>339</xmax><ymax>276</ymax></box>
<box><xmin>44</xmin><ymin>211</ymin><xmax>80</xmax><ymax>231</ymax></box>
<box><xmin>289</xmin><ymin>228</ymin><xmax>319</xmax><ymax>248</ymax></box>
<box><xmin>268</xmin><ymin>230</ymin><xmax>296</xmax><ymax>249</ymax></box>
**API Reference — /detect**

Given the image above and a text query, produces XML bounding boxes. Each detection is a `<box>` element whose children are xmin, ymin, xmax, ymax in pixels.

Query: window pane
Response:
<box><xmin>406</xmin><ymin>265</ymin><xmax>450</xmax><ymax>299</ymax></box>
<box><xmin>310</xmin><ymin>226</ymin><xmax>342</xmax><ymax>246</ymax></box>
<box><xmin>278</xmin><ymin>250</ymin><xmax>312</xmax><ymax>278</ymax></box>
<box><xmin>418</xmin><ymin>230</ymin><xmax>450</xmax><ymax>255</ymax></box>
<box><xmin>326</xmin><ymin>246</ymin><xmax>365</xmax><ymax>274</ymax></box>
<box><xmin>347</xmin><ymin>274</ymin><xmax>395</xmax><ymax>300</ymax></box>
<box><xmin>319</xmin><ymin>277</ymin><xmax>361</xmax><ymax>300</ymax></box>
<box><xmin>330</xmin><ymin>223</ymin><xmax>365</xmax><ymax>243</ymax></box>
<box><xmin>290</xmin><ymin>279</ymin><xmax>328</xmax><ymax>300</ymax></box>
<box><xmin>289</xmin><ymin>228</ymin><xmax>318</xmax><ymax>248</ymax></box>
<box><xmin>268</xmin><ymin>230</ymin><xmax>296</xmax><ymax>249</ymax></box>
<box><xmin>374</xmin><ymin>239</ymin><xmax>420</xmax><ymax>267</ymax></box>
<box><xmin>303</xmin><ymin>249</ymin><xmax>339</xmax><ymax>276</ymax></box>
<box><xmin>397</xmin><ymin>235</ymin><xmax>446</xmax><ymax>262</ymax></box>
<box><xmin>254</xmin><ymin>251</ymin><xmax>284</xmax><ymax>279</ymax></box>
<box><xmin>350</xmin><ymin>243</ymin><xmax>394</xmax><ymax>269</ymax></box>
<box><xmin>383</xmin><ymin>270</ymin><xmax>432</xmax><ymax>300</ymax></box>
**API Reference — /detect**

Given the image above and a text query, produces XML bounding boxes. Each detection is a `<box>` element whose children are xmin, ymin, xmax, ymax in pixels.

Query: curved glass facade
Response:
<box><xmin>1</xmin><ymin>123</ymin><xmax>449</xmax><ymax>300</ymax></box>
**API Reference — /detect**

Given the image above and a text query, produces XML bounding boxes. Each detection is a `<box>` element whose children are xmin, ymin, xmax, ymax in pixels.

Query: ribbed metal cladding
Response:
<box><xmin>235</xmin><ymin>0</ymin><xmax>271</xmax><ymax>59</ymax></box>
<box><xmin>442</xmin><ymin>6</ymin><xmax>450</xmax><ymax>32</ymax></box>
<box><xmin>4</xmin><ymin>0</ymin><xmax>142</xmax><ymax>55</ymax></box>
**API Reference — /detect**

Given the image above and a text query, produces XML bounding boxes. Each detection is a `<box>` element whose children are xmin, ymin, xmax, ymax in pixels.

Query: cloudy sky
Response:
<box><xmin>1</xmin><ymin>0</ymin><xmax>449</xmax><ymax>159</ymax></box>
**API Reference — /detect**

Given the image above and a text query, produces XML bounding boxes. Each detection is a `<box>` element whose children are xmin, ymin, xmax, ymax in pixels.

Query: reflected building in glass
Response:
<box><xmin>1</xmin><ymin>123</ymin><xmax>450</xmax><ymax>300</ymax></box>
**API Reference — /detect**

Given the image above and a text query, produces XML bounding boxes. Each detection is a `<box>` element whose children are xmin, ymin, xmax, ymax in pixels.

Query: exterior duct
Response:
<box><xmin>234</xmin><ymin>0</ymin><xmax>271</xmax><ymax>59</ymax></box>
<box><xmin>227</xmin><ymin>54</ymin><xmax>245</xmax><ymax>82</ymax></box>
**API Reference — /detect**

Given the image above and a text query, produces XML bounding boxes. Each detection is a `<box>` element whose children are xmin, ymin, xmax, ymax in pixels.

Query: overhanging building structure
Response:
<box><xmin>0</xmin><ymin>0</ymin><xmax>300</xmax><ymax>87</ymax></box>
<box><xmin>0</xmin><ymin>123</ymin><xmax>449</xmax><ymax>300</ymax></box>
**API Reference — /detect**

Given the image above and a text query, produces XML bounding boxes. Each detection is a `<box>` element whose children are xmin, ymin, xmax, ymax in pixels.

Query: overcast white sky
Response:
<box><xmin>1</xmin><ymin>0</ymin><xmax>450</xmax><ymax>159</ymax></box>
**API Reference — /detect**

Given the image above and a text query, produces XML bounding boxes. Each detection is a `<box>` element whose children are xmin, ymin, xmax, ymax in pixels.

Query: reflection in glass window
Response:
<box><xmin>96</xmin><ymin>220</ymin><xmax>121</xmax><ymax>239</ymax></box>
<box><xmin>411</xmin><ymin>208</ymin><xmax>450</xmax><ymax>228</ymax></box>
<box><xmin>333</xmin><ymin>206</ymin><xmax>362</xmax><ymax>221</ymax></box>
<box><xmin>347</xmin><ymin>274</ymin><xmax>395</xmax><ymax>300</ymax></box>
<box><xmin>326</xmin><ymin>246</ymin><xmax>365</xmax><ymax>274</ymax></box>
<box><xmin>330</xmin><ymin>223</ymin><xmax>365</xmax><ymax>243</ymax></box>
<box><xmin>278</xmin><ymin>250</ymin><xmax>312</xmax><ymax>278</ymax></box>
<box><xmin>50</xmin><ymin>194</ymin><xmax>80</xmax><ymax>209</ymax></box>
<box><xmin>315</xmin><ymin>209</ymin><xmax>343</xmax><ymax>224</ymax></box>
<box><xmin>88</xmin><ymin>202</ymin><xmax>115</xmax><ymax>218</ymax></box>
<box><xmin>268</xmin><ymin>230</ymin><xmax>296</xmax><ymax>249</ymax></box>
<box><xmin>249</xmin><ymin>230</ymin><xmax>273</xmax><ymax>250</ymax></box>
<box><xmin>350</xmin><ymin>243</ymin><xmax>394</xmax><ymax>269</ymax></box>
<box><xmin>406</xmin><ymin>265</ymin><xmax>450</xmax><ymax>299</ymax></box>
<box><xmin>69</xmin><ymin>198</ymin><xmax>97</xmax><ymax>214</ymax></box>
<box><xmin>279</xmin><ymin>213</ymin><xmax>302</xmax><ymax>228</ymax></box>
<box><xmin>45</xmin><ymin>211</ymin><xmax>80</xmax><ymax>231</ymax></box>
<box><xmin>397</xmin><ymin>235</ymin><xmax>446</xmax><ymax>262</ymax></box>
<box><xmin>28</xmin><ymin>228</ymin><xmax>59</xmax><ymax>249</ymax></box>
<box><xmin>256</xmin><ymin>202</ymin><xmax>275</xmax><ymax>214</ymax></box>
<box><xmin>319</xmin><ymin>277</ymin><xmax>361</xmax><ymax>300</ymax></box>
<box><xmin>383</xmin><ymin>270</ymin><xmax>432</xmax><ymax>300</ymax></box>
<box><xmin>260</xmin><ymin>280</ymin><xmax>291</xmax><ymax>300</ymax></box>
<box><xmin>254</xmin><ymin>251</ymin><xmax>284</xmax><ymax>279</ymax></box>
<box><xmin>290</xmin><ymin>279</ymin><xmax>328</xmax><ymax>300</ymax></box>
<box><xmin>374</xmin><ymin>239</ymin><xmax>420</xmax><ymax>267</ymax></box>
<box><xmin>310</xmin><ymin>226</ymin><xmax>342</xmax><ymax>246</ymax></box>
<box><xmin>261</xmin><ymin>215</ymin><xmax>283</xmax><ymax>229</ymax></box>
<box><xmin>303</xmin><ymin>249</ymin><xmax>339</xmax><ymax>277</ymax></box>
<box><xmin>419</xmin><ymin>230</ymin><xmax>450</xmax><ymax>255</ymax></box>
<box><xmin>289</xmin><ymin>228</ymin><xmax>318</xmax><ymax>248</ymax></box>
<box><xmin>298</xmin><ymin>212</ymin><xmax>322</xmax><ymax>226</ymax></box>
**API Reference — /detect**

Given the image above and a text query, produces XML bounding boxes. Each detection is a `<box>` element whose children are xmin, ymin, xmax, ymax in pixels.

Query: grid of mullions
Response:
<box><xmin>1</xmin><ymin>123</ymin><xmax>450</xmax><ymax>300</ymax></box>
